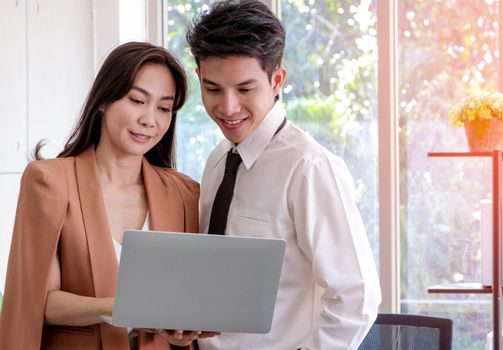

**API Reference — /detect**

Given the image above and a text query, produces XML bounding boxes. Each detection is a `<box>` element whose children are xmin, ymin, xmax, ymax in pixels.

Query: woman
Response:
<box><xmin>0</xmin><ymin>42</ymin><xmax>208</xmax><ymax>349</ymax></box>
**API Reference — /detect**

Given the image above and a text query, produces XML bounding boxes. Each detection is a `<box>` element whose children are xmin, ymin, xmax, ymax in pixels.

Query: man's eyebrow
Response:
<box><xmin>131</xmin><ymin>86</ymin><xmax>174</xmax><ymax>100</ymax></box>
<box><xmin>201</xmin><ymin>78</ymin><xmax>220</xmax><ymax>86</ymax></box>
<box><xmin>201</xmin><ymin>78</ymin><xmax>258</xmax><ymax>86</ymax></box>
<box><xmin>236</xmin><ymin>79</ymin><xmax>258</xmax><ymax>86</ymax></box>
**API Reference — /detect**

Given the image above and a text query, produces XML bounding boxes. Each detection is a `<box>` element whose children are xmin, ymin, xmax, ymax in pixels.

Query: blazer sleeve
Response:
<box><xmin>0</xmin><ymin>161</ymin><xmax>68</xmax><ymax>349</ymax></box>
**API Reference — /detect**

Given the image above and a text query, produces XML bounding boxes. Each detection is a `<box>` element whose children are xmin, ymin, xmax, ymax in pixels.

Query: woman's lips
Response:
<box><xmin>129</xmin><ymin>130</ymin><xmax>152</xmax><ymax>142</ymax></box>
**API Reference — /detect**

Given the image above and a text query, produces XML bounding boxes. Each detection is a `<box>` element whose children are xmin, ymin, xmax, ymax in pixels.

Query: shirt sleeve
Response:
<box><xmin>288</xmin><ymin>155</ymin><xmax>381</xmax><ymax>350</ymax></box>
<box><xmin>0</xmin><ymin>161</ymin><xmax>68</xmax><ymax>349</ymax></box>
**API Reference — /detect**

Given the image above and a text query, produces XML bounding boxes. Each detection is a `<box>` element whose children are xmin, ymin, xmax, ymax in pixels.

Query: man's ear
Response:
<box><xmin>272</xmin><ymin>67</ymin><xmax>287</xmax><ymax>97</ymax></box>
<box><xmin>196</xmin><ymin>67</ymin><xmax>201</xmax><ymax>81</ymax></box>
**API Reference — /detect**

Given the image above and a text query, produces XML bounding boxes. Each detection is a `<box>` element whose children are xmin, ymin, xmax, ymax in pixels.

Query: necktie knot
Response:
<box><xmin>225</xmin><ymin>151</ymin><xmax>242</xmax><ymax>174</ymax></box>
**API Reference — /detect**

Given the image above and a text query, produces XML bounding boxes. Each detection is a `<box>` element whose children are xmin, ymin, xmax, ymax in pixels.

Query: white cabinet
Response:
<box><xmin>0</xmin><ymin>0</ymin><xmax>27</xmax><ymax>172</ymax></box>
<box><xmin>27</xmin><ymin>0</ymin><xmax>94</xmax><ymax>158</ymax></box>
<box><xmin>0</xmin><ymin>175</ymin><xmax>21</xmax><ymax>292</ymax></box>
<box><xmin>0</xmin><ymin>0</ymin><xmax>94</xmax><ymax>292</ymax></box>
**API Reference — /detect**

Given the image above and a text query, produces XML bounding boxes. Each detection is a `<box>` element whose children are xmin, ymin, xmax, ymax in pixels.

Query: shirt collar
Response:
<box><xmin>237</xmin><ymin>102</ymin><xmax>286</xmax><ymax>169</ymax></box>
<box><xmin>211</xmin><ymin>102</ymin><xmax>286</xmax><ymax>169</ymax></box>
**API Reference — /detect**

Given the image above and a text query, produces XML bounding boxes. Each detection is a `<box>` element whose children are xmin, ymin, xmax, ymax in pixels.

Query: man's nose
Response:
<box><xmin>218</xmin><ymin>92</ymin><xmax>241</xmax><ymax>116</ymax></box>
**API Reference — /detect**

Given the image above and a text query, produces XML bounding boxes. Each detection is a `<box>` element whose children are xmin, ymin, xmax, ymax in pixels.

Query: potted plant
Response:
<box><xmin>450</xmin><ymin>91</ymin><xmax>503</xmax><ymax>152</ymax></box>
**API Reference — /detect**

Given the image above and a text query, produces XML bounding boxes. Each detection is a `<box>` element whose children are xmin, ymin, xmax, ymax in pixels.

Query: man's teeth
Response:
<box><xmin>224</xmin><ymin>119</ymin><xmax>243</xmax><ymax>125</ymax></box>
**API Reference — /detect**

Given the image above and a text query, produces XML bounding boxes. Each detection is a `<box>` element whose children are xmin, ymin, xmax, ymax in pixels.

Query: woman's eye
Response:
<box><xmin>130</xmin><ymin>97</ymin><xmax>144</xmax><ymax>104</ymax></box>
<box><xmin>205</xmin><ymin>88</ymin><xmax>220</xmax><ymax>93</ymax></box>
<box><xmin>159</xmin><ymin>107</ymin><xmax>171</xmax><ymax>113</ymax></box>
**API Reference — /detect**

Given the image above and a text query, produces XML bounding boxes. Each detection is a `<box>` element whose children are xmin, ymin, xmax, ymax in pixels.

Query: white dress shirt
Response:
<box><xmin>111</xmin><ymin>213</ymin><xmax>149</xmax><ymax>334</ymax></box>
<box><xmin>198</xmin><ymin>102</ymin><xmax>381</xmax><ymax>350</ymax></box>
<box><xmin>112</xmin><ymin>212</ymin><xmax>150</xmax><ymax>263</ymax></box>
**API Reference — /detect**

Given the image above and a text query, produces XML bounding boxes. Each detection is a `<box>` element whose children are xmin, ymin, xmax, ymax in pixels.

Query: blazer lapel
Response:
<box><xmin>75</xmin><ymin>148</ymin><xmax>128</xmax><ymax>349</ymax></box>
<box><xmin>142</xmin><ymin>159</ymin><xmax>186</xmax><ymax>232</ymax></box>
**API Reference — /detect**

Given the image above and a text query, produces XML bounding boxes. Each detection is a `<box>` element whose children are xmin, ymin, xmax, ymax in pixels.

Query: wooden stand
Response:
<box><xmin>427</xmin><ymin>151</ymin><xmax>501</xmax><ymax>350</ymax></box>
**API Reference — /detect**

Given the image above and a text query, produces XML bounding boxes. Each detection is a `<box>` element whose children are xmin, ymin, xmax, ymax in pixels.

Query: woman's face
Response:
<box><xmin>99</xmin><ymin>63</ymin><xmax>176</xmax><ymax>159</ymax></box>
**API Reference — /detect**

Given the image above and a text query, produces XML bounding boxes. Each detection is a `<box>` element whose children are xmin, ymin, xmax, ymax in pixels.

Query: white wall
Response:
<box><xmin>0</xmin><ymin>0</ymin><xmax>148</xmax><ymax>293</ymax></box>
<box><xmin>0</xmin><ymin>0</ymin><xmax>149</xmax><ymax>293</ymax></box>
<box><xmin>0</xmin><ymin>0</ymin><xmax>95</xmax><ymax>292</ymax></box>
<box><xmin>0</xmin><ymin>0</ymin><xmax>28</xmax><ymax>296</ymax></box>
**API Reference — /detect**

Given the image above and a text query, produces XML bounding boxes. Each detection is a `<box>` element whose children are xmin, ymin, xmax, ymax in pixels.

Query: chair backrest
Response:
<box><xmin>358</xmin><ymin>313</ymin><xmax>453</xmax><ymax>350</ymax></box>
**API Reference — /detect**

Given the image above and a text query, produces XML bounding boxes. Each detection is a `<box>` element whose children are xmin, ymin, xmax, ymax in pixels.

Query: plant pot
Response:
<box><xmin>464</xmin><ymin>118</ymin><xmax>503</xmax><ymax>152</ymax></box>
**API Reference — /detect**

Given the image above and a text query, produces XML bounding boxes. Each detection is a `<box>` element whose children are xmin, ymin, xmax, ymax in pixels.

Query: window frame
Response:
<box><xmin>152</xmin><ymin>0</ymin><xmax>503</xmax><ymax>319</ymax></box>
<box><xmin>152</xmin><ymin>0</ymin><xmax>413</xmax><ymax>314</ymax></box>
<box><xmin>376</xmin><ymin>0</ymin><xmax>400</xmax><ymax>313</ymax></box>
<box><xmin>377</xmin><ymin>0</ymin><xmax>503</xmax><ymax>313</ymax></box>
<box><xmin>260</xmin><ymin>0</ymin><xmax>401</xmax><ymax>313</ymax></box>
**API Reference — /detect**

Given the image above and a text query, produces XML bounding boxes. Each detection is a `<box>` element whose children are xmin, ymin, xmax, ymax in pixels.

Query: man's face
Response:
<box><xmin>197</xmin><ymin>56</ymin><xmax>286</xmax><ymax>144</ymax></box>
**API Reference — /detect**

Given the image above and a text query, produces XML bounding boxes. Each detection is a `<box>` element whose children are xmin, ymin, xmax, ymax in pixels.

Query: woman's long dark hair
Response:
<box><xmin>35</xmin><ymin>42</ymin><xmax>188</xmax><ymax>168</ymax></box>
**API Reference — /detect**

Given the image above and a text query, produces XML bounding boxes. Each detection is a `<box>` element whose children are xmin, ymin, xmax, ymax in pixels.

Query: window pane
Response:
<box><xmin>164</xmin><ymin>0</ymin><xmax>379</xmax><ymax>258</ymax></box>
<box><xmin>398</xmin><ymin>1</ymin><xmax>497</xmax><ymax>348</ymax></box>
<box><xmin>164</xmin><ymin>0</ymin><xmax>223</xmax><ymax>181</ymax></box>
<box><xmin>281</xmin><ymin>0</ymin><xmax>379</xmax><ymax>259</ymax></box>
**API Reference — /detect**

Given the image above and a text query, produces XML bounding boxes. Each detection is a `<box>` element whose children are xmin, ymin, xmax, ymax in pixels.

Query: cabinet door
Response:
<box><xmin>0</xmin><ymin>0</ymin><xmax>27</xmax><ymax>172</ymax></box>
<box><xmin>0</xmin><ymin>0</ymin><xmax>95</xmax><ymax>292</ymax></box>
<box><xmin>27</xmin><ymin>0</ymin><xmax>94</xmax><ymax>159</ymax></box>
<box><xmin>0</xmin><ymin>174</ymin><xmax>21</xmax><ymax>293</ymax></box>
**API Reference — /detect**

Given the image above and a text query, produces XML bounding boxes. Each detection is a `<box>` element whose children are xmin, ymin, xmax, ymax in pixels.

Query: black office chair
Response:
<box><xmin>358</xmin><ymin>313</ymin><xmax>453</xmax><ymax>350</ymax></box>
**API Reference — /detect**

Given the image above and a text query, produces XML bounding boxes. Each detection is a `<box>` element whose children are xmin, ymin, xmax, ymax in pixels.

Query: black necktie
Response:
<box><xmin>207</xmin><ymin>117</ymin><xmax>286</xmax><ymax>235</ymax></box>
<box><xmin>208</xmin><ymin>150</ymin><xmax>242</xmax><ymax>235</ymax></box>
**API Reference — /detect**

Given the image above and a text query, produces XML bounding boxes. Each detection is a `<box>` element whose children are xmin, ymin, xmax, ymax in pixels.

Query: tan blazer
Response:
<box><xmin>0</xmin><ymin>147</ymin><xmax>199</xmax><ymax>350</ymax></box>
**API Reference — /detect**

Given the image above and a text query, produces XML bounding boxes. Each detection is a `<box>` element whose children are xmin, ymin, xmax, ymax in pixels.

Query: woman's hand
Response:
<box><xmin>155</xmin><ymin>329</ymin><xmax>221</xmax><ymax>346</ymax></box>
<box><xmin>157</xmin><ymin>329</ymin><xmax>200</xmax><ymax>347</ymax></box>
<box><xmin>197</xmin><ymin>331</ymin><xmax>221</xmax><ymax>339</ymax></box>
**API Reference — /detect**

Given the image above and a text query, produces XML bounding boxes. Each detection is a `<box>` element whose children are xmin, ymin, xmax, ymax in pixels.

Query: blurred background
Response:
<box><xmin>0</xmin><ymin>1</ymin><xmax>499</xmax><ymax>348</ymax></box>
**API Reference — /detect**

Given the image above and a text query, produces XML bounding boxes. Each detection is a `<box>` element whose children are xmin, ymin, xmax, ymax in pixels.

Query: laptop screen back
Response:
<box><xmin>111</xmin><ymin>230</ymin><xmax>286</xmax><ymax>333</ymax></box>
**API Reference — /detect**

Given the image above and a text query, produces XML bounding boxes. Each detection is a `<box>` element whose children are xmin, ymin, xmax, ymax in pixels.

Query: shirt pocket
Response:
<box><xmin>232</xmin><ymin>212</ymin><xmax>273</xmax><ymax>238</ymax></box>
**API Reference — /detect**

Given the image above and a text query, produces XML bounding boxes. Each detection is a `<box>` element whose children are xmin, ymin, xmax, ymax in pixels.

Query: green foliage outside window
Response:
<box><xmin>165</xmin><ymin>0</ymin><xmax>379</xmax><ymax>257</ymax></box>
<box><xmin>164</xmin><ymin>0</ymin><xmax>496</xmax><ymax>347</ymax></box>
<box><xmin>281</xmin><ymin>0</ymin><xmax>378</xmax><ymax>257</ymax></box>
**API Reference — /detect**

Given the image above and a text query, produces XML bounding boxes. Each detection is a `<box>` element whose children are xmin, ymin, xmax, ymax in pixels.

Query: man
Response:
<box><xmin>186</xmin><ymin>0</ymin><xmax>381</xmax><ymax>349</ymax></box>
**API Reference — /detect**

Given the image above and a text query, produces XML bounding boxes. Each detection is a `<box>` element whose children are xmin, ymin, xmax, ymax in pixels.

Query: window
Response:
<box><xmin>398</xmin><ymin>1</ymin><xmax>498</xmax><ymax>348</ymax></box>
<box><xmin>163</xmin><ymin>0</ymin><xmax>379</xmax><ymax>261</ymax></box>
<box><xmin>281</xmin><ymin>0</ymin><xmax>379</xmax><ymax>256</ymax></box>
<box><xmin>163</xmin><ymin>0</ymin><xmax>221</xmax><ymax>181</ymax></box>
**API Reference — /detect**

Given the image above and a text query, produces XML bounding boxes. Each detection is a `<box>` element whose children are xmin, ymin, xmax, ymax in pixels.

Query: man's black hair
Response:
<box><xmin>186</xmin><ymin>0</ymin><xmax>285</xmax><ymax>80</ymax></box>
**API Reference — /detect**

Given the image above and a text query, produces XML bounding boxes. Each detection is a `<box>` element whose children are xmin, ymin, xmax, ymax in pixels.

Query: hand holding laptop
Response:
<box><xmin>155</xmin><ymin>329</ymin><xmax>221</xmax><ymax>347</ymax></box>
<box><xmin>106</xmin><ymin>230</ymin><xmax>286</xmax><ymax>334</ymax></box>
<box><xmin>102</xmin><ymin>312</ymin><xmax>221</xmax><ymax>346</ymax></box>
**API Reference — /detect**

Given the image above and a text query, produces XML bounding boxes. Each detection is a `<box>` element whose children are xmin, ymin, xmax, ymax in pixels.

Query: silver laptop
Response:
<box><xmin>104</xmin><ymin>230</ymin><xmax>286</xmax><ymax>333</ymax></box>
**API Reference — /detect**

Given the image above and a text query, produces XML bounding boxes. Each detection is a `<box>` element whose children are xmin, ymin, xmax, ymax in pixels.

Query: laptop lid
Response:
<box><xmin>108</xmin><ymin>230</ymin><xmax>286</xmax><ymax>333</ymax></box>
